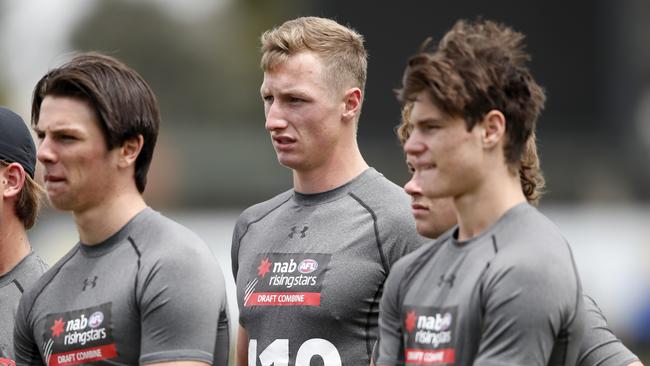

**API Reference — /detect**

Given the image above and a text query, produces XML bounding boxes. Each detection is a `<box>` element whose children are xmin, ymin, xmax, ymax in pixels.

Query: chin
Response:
<box><xmin>47</xmin><ymin>196</ymin><xmax>76</xmax><ymax>212</ymax></box>
<box><xmin>416</xmin><ymin>223</ymin><xmax>438</xmax><ymax>239</ymax></box>
<box><xmin>277</xmin><ymin>157</ymin><xmax>307</xmax><ymax>171</ymax></box>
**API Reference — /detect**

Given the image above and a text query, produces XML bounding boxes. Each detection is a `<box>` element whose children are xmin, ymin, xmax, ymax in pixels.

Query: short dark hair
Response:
<box><xmin>398</xmin><ymin>19</ymin><xmax>546</xmax><ymax>168</ymax></box>
<box><xmin>31</xmin><ymin>52</ymin><xmax>160</xmax><ymax>193</ymax></box>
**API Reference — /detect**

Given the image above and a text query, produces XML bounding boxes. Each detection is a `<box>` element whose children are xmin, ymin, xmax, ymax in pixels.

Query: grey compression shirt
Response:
<box><xmin>0</xmin><ymin>252</ymin><xmax>47</xmax><ymax>363</ymax></box>
<box><xmin>232</xmin><ymin>168</ymin><xmax>429</xmax><ymax>366</ymax></box>
<box><xmin>14</xmin><ymin>208</ymin><xmax>229</xmax><ymax>366</ymax></box>
<box><xmin>377</xmin><ymin>203</ymin><xmax>586</xmax><ymax>366</ymax></box>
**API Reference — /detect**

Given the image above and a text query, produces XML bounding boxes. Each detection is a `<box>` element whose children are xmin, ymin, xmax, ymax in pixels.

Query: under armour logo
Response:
<box><xmin>82</xmin><ymin>276</ymin><xmax>98</xmax><ymax>291</ymax></box>
<box><xmin>288</xmin><ymin>225</ymin><xmax>309</xmax><ymax>238</ymax></box>
<box><xmin>438</xmin><ymin>274</ymin><xmax>456</xmax><ymax>287</ymax></box>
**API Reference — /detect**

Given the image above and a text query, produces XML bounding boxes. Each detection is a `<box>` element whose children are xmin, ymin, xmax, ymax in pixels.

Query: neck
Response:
<box><xmin>293</xmin><ymin>142</ymin><xmax>368</xmax><ymax>193</ymax></box>
<box><xmin>454</xmin><ymin>168</ymin><xmax>526</xmax><ymax>241</ymax></box>
<box><xmin>0</xmin><ymin>211</ymin><xmax>31</xmax><ymax>275</ymax></box>
<box><xmin>73</xmin><ymin>187</ymin><xmax>147</xmax><ymax>245</ymax></box>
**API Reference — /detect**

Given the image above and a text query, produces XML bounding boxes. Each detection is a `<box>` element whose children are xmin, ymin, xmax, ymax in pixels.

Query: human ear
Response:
<box><xmin>1</xmin><ymin>163</ymin><xmax>27</xmax><ymax>199</ymax></box>
<box><xmin>341</xmin><ymin>87</ymin><xmax>362</xmax><ymax>122</ymax></box>
<box><xmin>481</xmin><ymin>109</ymin><xmax>506</xmax><ymax>149</ymax></box>
<box><xmin>118</xmin><ymin>135</ymin><xmax>144</xmax><ymax>169</ymax></box>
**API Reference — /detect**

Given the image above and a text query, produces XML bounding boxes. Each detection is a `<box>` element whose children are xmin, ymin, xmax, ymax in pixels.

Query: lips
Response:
<box><xmin>44</xmin><ymin>174</ymin><xmax>65</xmax><ymax>183</ymax></box>
<box><xmin>272</xmin><ymin>135</ymin><xmax>297</xmax><ymax>151</ymax></box>
<box><xmin>411</xmin><ymin>202</ymin><xmax>430</xmax><ymax>217</ymax></box>
<box><xmin>411</xmin><ymin>202</ymin><xmax>429</xmax><ymax>211</ymax></box>
<box><xmin>43</xmin><ymin>174</ymin><xmax>67</xmax><ymax>190</ymax></box>
<box><xmin>273</xmin><ymin>135</ymin><xmax>296</xmax><ymax>144</ymax></box>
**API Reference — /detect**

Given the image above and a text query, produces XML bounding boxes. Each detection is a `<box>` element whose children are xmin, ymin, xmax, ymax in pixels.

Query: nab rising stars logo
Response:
<box><xmin>404</xmin><ymin>307</ymin><xmax>457</xmax><ymax>365</ymax></box>
<box><xmin>244</xmin><ymin>253</ymin><xmax>331</xmax><ymax>307</ymax></box>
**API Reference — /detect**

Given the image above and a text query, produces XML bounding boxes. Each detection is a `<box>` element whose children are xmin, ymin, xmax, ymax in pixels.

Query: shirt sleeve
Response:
<box><xmin>378</xmin><ymin>213</ymin><xmax>429</xmax><ymax>271</ymax></box>
<box><xmin>577</xmin><ymin>295</ymin><xmax>639</xmax><ymax>366</ymax></box>
<box><xmin>376</xmin><ymin>258</ymin><xmax>410</xmax><ymax>366</ymax></box>
<box><xmin>14</xmin><ymin>294</ymin><xmax>45</xmax><ymax>366</ymax></box>
<box><xmin>474</xmin><ymin>248</ymin><xmax>586</xmax><ymax>366</ymax></box>
<box><xmin>137</xmin><ymin>242</ymin><xmax>229</xmax><ymax>365</ymax></box>
<box><xmin>231</xmin><ymin>215</ymin><xmax>248</xmax><ymax>281</ymax></box>
<box><xmin>212</xmin><ymin>306</ymin><xmax>231</xmax><ymax>366</ymax></box>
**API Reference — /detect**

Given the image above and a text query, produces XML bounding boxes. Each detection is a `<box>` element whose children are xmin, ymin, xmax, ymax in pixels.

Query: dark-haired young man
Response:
<box><xmin>376</xmin><ymin>20</ymin><xmax>585</xmax><ymax>365</ymax></box>
<box><xmin>0</xmin><ymin>107</ymin><xmax>48</xmax><ymax>365</ymax></box>
<box><xmin>14</xmin><ymin>53</ymin><xmax>229</xmax><ymax>366</ymax></box>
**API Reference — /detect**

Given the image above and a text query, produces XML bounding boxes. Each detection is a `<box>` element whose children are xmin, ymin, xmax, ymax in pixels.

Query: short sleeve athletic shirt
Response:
<box><xmin>14</xmin><ymin>208</ymin><xmax>230</xmax><ymax>366</ymax></box>
<box><xmin>232</xmin><ymin>168</ymin><xmax>428</xmax><ymax>366</ymax></box>
<box><xmin>577</xmin><ymin>295</ymin><xmax>640</xmax><ymax>366</ymax></box>
<box><xmin>377</xmin><ymin>203</ymin><xmax>586</xmax><ymax>366</ymax></box>
<box><xmin>0</xmin><ymin>252</ymin><xmax>48</xmax><ymax>364</ymax></box>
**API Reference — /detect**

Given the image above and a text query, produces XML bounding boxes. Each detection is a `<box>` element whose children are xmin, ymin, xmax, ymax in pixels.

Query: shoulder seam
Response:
<box><xmin>565</xmin><ymin>239</ymin><xmax>582</xmax><ymax>328</ymax></box>
<box><xmin>26</xmin><ymin>246</ymin><xmax>80</xmax><ymax>321</ymax></box>
<box><xmin>127</xmin><ymin>237</ymin><xmax>142</xmax><ymax>307</ymax></box>
<box><xmin>236</xmin><ymin>194</ymin><xmax>293</xmax><ymax>256</ymax></box>
<box><xmin>348</xmin><ymin>192</ymin><xmax>389</xmax><ymax>273</ymax></box>
<box><xmin>127</xmin><ymin>236</ymin><xmax>142</xmax><ymax>258</ymax></box>
<box><xmin>398</xmin><ymin>239</ymin><xmax>445</xmax><ymax>309</ymax></box>
<box><xmin>12</xmin><ymin>279</ymin><xmax>24</xmax><ymax>293</ymax></box>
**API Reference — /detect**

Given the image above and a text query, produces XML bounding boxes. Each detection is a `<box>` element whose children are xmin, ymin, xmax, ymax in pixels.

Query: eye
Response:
<box><xmin>288</xmin><ymin>96</ymin><xmax>304</xmax><ymax>104</ymax></box>
<box><xmin>423</xmin><ymin>123</ymin><xmax>439</xmax><ymax>131</ymax></box>
<box><xmin>55</xmin><ymin>133</ymin><xmax>79</xmax><ymax>143</ymax></box>
<box><xmin>262</xmin><ymin>95</ymin><xmax>274</xmax><ymax>104</ymax></box>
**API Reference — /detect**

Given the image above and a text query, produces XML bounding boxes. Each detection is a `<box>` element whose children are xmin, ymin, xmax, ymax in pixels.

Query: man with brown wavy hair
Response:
<box><xmin>395</xmin><ymin>102</ymin><xmax>642</xmax><ymax>366</ymax></box>
<box><xmin>377</xmin><ymin>19</ymin><xmax>586</xmax><ymax>365</ymax></box>
<box><xmin>397</xmin><ymin>102</ymin><xmax>544</xmax><ymax>208</ymax></box>
<box><xmin>0</xmin><ymin>106</ymin><xmax>48</xmax><ymax>364</ymax></box>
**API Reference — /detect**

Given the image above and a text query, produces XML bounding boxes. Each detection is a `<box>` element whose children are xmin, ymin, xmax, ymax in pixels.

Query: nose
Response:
<box><xmin>36</xmin><ymin>135</ymin><xmax>57</xmax><ymax>165</ymax></box>
<box><xmin>404</xmin><ymin>175</ymin><xmax>423</xmax><ymax>197</ymax></box>
<box><xmin>264</xmin><ymin>101</ymin><xmax>289</xmax><ymax>132</ymax></box>
<box><xmin>403</xmin><ymin>132</ymin><xmax>426</xmax><ymax>157</ymax></box>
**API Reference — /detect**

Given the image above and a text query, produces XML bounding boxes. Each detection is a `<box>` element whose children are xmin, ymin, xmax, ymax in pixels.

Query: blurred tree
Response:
<box><xmin>67</xmin><ymin>0</ymin><xmax>311</xmax><ymax>207</ymax></box>
<box><xmin>0</xmin><ymin>2</ymin><xmax>9</xmax><ymax>106</ymax></box>
<box><xmin>71</xmin><ymin>0</ymin><xmax>311</xmax><ymax>129</ymax></box>
<box><xmin>71</xmin><ymin>1</ymin><xmax>226</xmax><ymax>127</ymax></box>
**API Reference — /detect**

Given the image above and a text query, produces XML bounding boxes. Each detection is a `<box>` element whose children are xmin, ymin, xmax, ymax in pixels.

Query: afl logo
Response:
<box><xmin>88</xmin><ymin>311</ymin><xmax>104</xmax><ymax>328</ymax></box>
<box><xmin>437</xmin><ymin>312</ymin><xmax>453</xmax><ymax>331</ymax></box>
<box><xmin>298</xmin><ymin>259</ymin><xmax>318</xmax><ymax>274</ymax></box>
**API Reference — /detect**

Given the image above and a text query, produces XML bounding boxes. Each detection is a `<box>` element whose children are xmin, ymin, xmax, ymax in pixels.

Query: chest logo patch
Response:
<box><xmin>403</xmin><ymin>306</ymin><xmax>457</xmax><ymax>365</ymax></box>
<box><xmin>41</xmin><ymin>303</ymin><xmax>116</xmax><ymax>366</ymax></box>
<box><xmin>244</xmin><ymin>253</ymin><xmax>331</xmax><ymax>307</ymax></box>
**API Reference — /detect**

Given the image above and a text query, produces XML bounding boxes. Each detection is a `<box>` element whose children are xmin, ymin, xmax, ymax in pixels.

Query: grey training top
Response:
<box><xmin>232</xmin><ymin>168</ymin><xmax>429</xmax><ymax>366</ymax></box>
<box><xmin>14</xmin><ymin>208</ymin><xmax>229</xmax><ymax>366</ymax></box>
<box><xmin>577</xmin><ymin>295</ymin><xmax>640</xmax><ymax>366</ymax></box>
<box><xmin>0</xmin><ymin>252</ymin><xmax>48</xmax><ymax>363</ymax></box>
<box><xmin>377</xmin><ymin>203</ymin><xmax>586</xmax><ymax>366</ymax></box>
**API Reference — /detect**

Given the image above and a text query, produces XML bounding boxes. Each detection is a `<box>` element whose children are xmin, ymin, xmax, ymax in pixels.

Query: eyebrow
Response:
<box><xmin>412</xmin><ymin>117</ymin><xmax>444</xmax><ymax>126</ymax></box>
<box><xmin>33</xmin><ymin>125</ymin><xmax>83</xmax><ymax>135</ymax></box>
<box><xmin>260</xmin><ymin>83</ymin><xmax>312</xmax><ymax>96</ymax></box>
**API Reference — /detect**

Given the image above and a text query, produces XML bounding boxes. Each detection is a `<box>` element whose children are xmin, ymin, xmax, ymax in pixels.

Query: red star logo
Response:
<box><xmin>405</xmin><ymin>310</ymin><xmax>417</xmax><ymax>333</ymax></box>
<box><xmin>257</xmin><ymin>258</ymin><xmax>271</xmax><ymax>278</ymax></box>
<box><xmin>51</xmin><ymin>318</ymin><xmax>65</xmax><ymax>337</ymax></box>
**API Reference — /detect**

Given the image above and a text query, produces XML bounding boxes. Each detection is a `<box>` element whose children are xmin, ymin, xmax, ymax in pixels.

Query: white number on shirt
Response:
<box><xmin>249</xmin><ymin>338</ymin><xmax>342</xmax><ymax>366</ymax></box>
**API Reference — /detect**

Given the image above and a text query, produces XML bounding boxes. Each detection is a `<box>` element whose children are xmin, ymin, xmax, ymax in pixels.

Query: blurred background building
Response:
<box><xmin>1</xmin><ymin>0</ymin><xmax>649</xmax><ymax>361</ymax></box>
